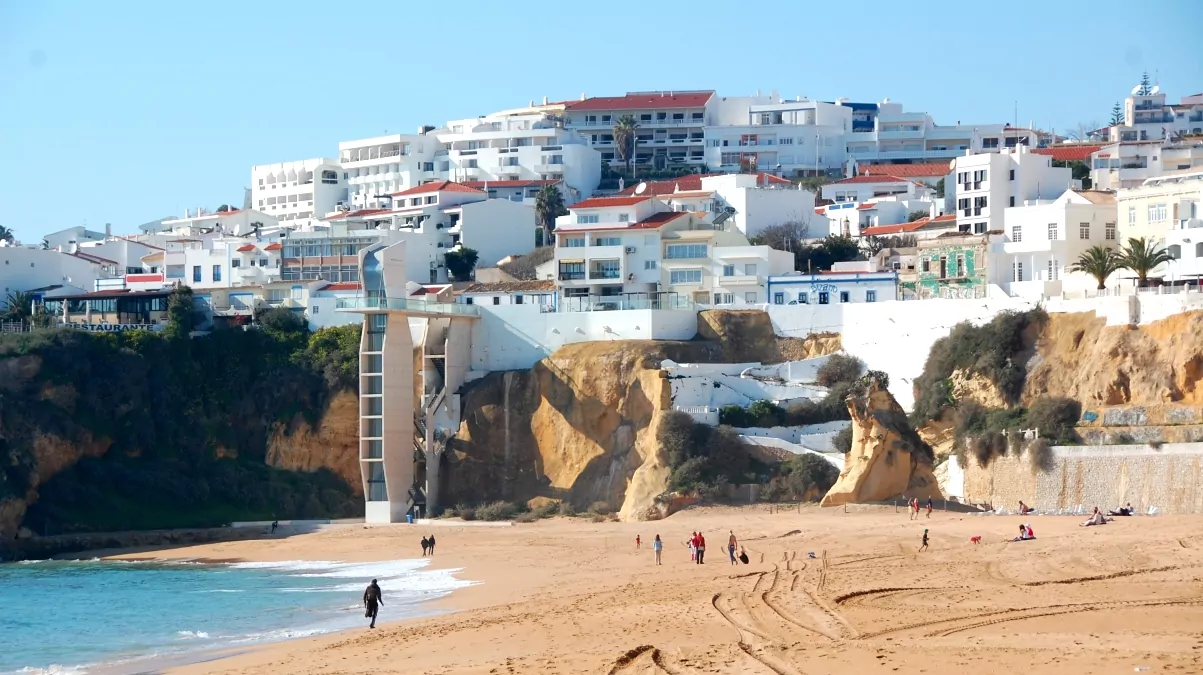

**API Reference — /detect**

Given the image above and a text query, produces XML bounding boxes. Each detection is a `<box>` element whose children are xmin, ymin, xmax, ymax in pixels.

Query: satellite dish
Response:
<box><xmin>949</xmin><ymin>159</ymin><xmax>956</xmax><ymax>170</ymax></box>
<box><xmin>634</xmin><ymin>182</ymin><xmax>647</xmax><ymax>195</ymax></box>
<box><xmin>1131</xmin><ymin>85</ymin><xmax>1142</xmax><ymax>95</ymax></box>
<box><xmin>1150</xmin><ymin>85</ymin><xmax>1160</xmax><ymax>95</ymax></box>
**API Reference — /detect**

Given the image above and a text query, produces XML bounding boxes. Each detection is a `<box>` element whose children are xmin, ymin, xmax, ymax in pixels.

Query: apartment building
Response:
<box><xmin>459</xmin><ymin>280</ymin><xmax>556</xmax><ymax>308</ymax></box>
<box><xmin>906</xmin><ymin>232</ymin><xmax>996</xmax><ymax>300</ymax></box>
<box><xmin>158</xmin><ymin>207</ymin><xmax>279</xmax><ymax>238</ymax></box>
<box><xmin>562</xmin><ymin>91</ymin><xmax>714</xmax><ymax>171</ymax></box>
<box><xmin>143</xmin><ymin>235</ymin><xmax>283</xmax><ymax>290</ymax></box>
<box><xmin>704</xmin><ymin>98</ymin><xmax>850</xmax><ymax>176</ymax></box>
<box><xmin>1</xmin><ymin>248</ymin><xmax>114</xmax><ymax>303</ymax></box>
<box><xmin>42</xmin><ymin>225</ymin><xmax>109</xmax><ymax>251</ymax></box>
<box><xmin>1087</xmin><ymin>86</ymin><xmax>1203</xmax><ymax>191</ymax></box>
<box><xmin>339</xmin><ymin>132</ymin><xmax>438</xmax><ymax>209</ymax></box>
<box><xmin>995</xmin><ymin>189</ymin><xmax>1118</xmax><ymax>299</ymax></box>
<box><xmin>460</xmin><ymin>179</ymin><xmax>567</xmax><ymax>206</ymax></box>
<box><xmin>951</xmin><ymin>146</ymin><xmax>1073</xmax><ymax>236</ymax></box>
<box><xmin>821</xmin><ymin>174</ymin><xmax>934</xmax><ymax>205</ymax></box>
<box><xmin>1117</xmin><ymin>169</ymin><xmax>1203</xmax><ymax>243</ymax></box>
<box><xmin>547</xmin><ymin>195</ymin><xmax>792</xmax><ymax>307</ymax></box>
<box><xmin>251</xmin><ymin>158</ymin><xmax>347</xmax><ymax>230</ymax></box>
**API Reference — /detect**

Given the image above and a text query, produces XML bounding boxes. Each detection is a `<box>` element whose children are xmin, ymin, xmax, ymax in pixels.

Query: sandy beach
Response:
<box><xmin>103</xmin><ymin>505</ymin><xmax>1203</xmax><ymax>675</ymax></box>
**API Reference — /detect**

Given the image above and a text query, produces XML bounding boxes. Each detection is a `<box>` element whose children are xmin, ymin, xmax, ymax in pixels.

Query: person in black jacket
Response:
<box><xmin>363</xmin><ymin>579</ymin><xmax>383</xmax><ymax>628</ymax></box>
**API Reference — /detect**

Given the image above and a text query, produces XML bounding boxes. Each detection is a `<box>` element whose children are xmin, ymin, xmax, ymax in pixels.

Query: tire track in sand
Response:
<box><xmin>710</xmin><ymin>591</ymin><xmax>806</xmax><ymax>675</ymax></box>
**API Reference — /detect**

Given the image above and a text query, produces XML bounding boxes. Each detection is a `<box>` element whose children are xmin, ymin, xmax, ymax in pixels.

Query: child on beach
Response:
<box><xmin>636</xmin><ymin>535</ymin><xmax>641</xmax><ymax>549</ymax></box>
<box><xmin>688</xmin><ymin>532</ymin><xmax>697</xmax><ymax>562</ymax></box>
<box><xmin>653</xmin><ymin>535</ymin><xmax>663</xmax><ymax>565</ymax></box>
<box><xmin>919</xmin><ymin>529</ymin><xmax>929</xmax><ymax>552</ymax></box>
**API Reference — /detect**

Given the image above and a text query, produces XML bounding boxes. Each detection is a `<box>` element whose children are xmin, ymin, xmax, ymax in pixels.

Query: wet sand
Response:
<box><xmin>106</xmin><ymin>505</ymin><xmax>1203</xmax><ymax>675</ymax></box>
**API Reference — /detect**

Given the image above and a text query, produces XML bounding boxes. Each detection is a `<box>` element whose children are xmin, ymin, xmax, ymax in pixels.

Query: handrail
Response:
<box><xmin>335</xmin><ymin>297</ymin><xmax>481</xmax><ymax>316</ymax></box>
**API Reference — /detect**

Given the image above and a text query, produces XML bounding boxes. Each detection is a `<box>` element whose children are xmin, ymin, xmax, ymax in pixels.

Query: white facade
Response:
<box><xmin>993</xmin><ymin>190</ymin><xmax>1119</xmax><ymax>299</ymax></box>
<box><xmin>158</xmin><ymin>208</ymin><xmax>279</xmax><ymax>238</ymax></box>
<box><xmin>149</xmin><ymin>235</ymin><xmax>283</xmax><ymax>290</ymax></box>
<box><xmin>1092</xmin><ymin>140</ymin><xmax>1203</xmax><ymax>191</ymax></box>
<box><xmin>704</xmin><ymin>98</ymin><xmax>850</xmax><ymax>175</ymax></box>
<box><xmin>767</xmin><ymin>261</ymin><xmax>898</xmax><ymax>305</ymax></box>
<box><xmin>821</xmin><ymin>175</ymin><xmax>933</xmax><ymax>205</ymax></box>
<box><xmin>1117</xmin><ymin>170</ymin><xmax>1203</xmax><ymax>285</ymax></box>
<box><xmin>1</xmin><ymin>248</ymin><xmax>109</xmax><ymax>306</ymax></box>
<box><xmin>42</xmin><ymin>225</ymin><xmax>108</xmax><ymax>251</ymax></box>
<box><xmin>952</xmin><ymin>147</ymin><xmax>1073</xmax><ymax>236</ymax></box>
<box><xmin>459</xmin><ymin>281</ymin><xmax>556</xmax><ymax>309</ymax></box>
<box><xmin>251</xmin><ymin>158</ymin><xmax>347</xmax><ymax>230</ymax></box>
<box><xmin>339</xmin><ymin>133</ymin><xmax>436</xmax><ymax>209</ymax></box>
<box><xmin>562</xmin><ymin>91</ymin><xmax>715</xmax><ymax>171</ymax></box>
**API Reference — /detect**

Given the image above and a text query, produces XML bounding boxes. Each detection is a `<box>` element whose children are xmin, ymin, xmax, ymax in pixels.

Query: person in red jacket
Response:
<box><xmin>695</xmin><ymin>532</ymin><xmax>707</xmax><ymax>564</ymax></box>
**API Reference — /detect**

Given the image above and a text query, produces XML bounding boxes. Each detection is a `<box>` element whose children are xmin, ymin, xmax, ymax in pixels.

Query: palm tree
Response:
<box><xmin>4</xmin><ymin>290</ymin><xmax>34</xmax><ymax>323</ymax></box>
<box><xmin>613</xmin><ymin>115</ymin><xmax>639</xmax><ymax>174</ymax></box>
<box><xmin>533</xmin><ymin>185</ymin><xmax>567</xmax><ymax>246</ymax></box>
<box><xmin>1116</xmin><ymin>237</ymin><xmax>1174</xmax><ymax>287</ymax></box>
<box><xmin>1070</xmin><ymin>245</ymin><xmax>1120</xmax><ymax>290</ymax></box>
<box><xmin>0</xmin><ymin>225</ymin><xmax>14</xmax><ymax>245</ymax></box>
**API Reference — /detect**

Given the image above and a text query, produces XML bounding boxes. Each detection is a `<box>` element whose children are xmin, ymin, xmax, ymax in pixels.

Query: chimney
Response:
<box><xmin>580</xmin><ymin>92</ymin><xmax>586</xmax><ymax>101</ymax></box>
<box><xmin>105</xmin><ymin>222</ymin><xmax>111</xmax><ymax>237</ymax></box>
<box><xmin>542</xmin><ymin>96</ymin><xmax>548</xmax><ymax>105</ymax></box>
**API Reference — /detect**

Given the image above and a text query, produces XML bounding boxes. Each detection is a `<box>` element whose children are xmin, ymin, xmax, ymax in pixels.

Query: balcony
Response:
<box><xmin>588</xmin><ymin>267</ymin><xmax>622</xmax><ymax>280</ymax></box>
<box><xmin>716</xmin><ymin>274</ymin><xmax>761</xmax><ymax>285</ymax></box>
<box><xmin>534</xmin><ymin>164</ymin><xmax>565</xmax><ymax>174</ymax></box>
<box><xmin>459</xmin><ymin>167</ymin><xmax>484</xmax><ymax>178</ymax></box>
<box><xmin>494</xmin><ymin>165</ymin><xmax>521</xmax><ymax>175</ymax></box>
<box><xmin>878</xmin><ymin>129</ymin><xmax>925</xmax><ymax>139</ymax></box>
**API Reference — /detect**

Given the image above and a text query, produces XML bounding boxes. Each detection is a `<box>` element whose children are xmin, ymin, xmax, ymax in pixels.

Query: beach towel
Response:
<box><xmin>739</xmin><ymin>552</ymin><xmax>750</xmax><ymax>564</ymax></box>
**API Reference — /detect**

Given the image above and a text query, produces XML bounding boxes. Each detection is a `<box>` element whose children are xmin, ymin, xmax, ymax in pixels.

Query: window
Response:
<box><xmin>594</xmin><ymin>237</ymin><xmax>621</xmax><ymax>247</ymax></box>
<box><xmin>974</xmin><ymin>222</ymin><xmax>986</xmax><ymax>234</ymax></box>
<box><xmin>670</xmin><ymin>269</ymin><xmax>703</xmax><ymax>284</ymax></box>
<box><xmin>1009</xmin><ymin>169</ymin><xmax>1015</xmax><ymax>180</ymax></box>
<box><xmin>1079</xmin><ymin>223</ymin><xmax>1090</xmax><ymax>240</ymax></box>
<box><xmin>1047</xmin><ymin>223</ymin><xmax>1058</xmax><ymax>240</ymax></box>
<box><xmin>1196</xmin><ymin>242</ymin><xmax>1203</xmax><ymax>258</ymax></box>
<box><xmin>798</xmin><ymin>292</ymin><xmax>809</xmax><ymax>304</ymax></box>
<box><xmin>713</xmin><ymin>293</ymin><xmax>731</xmax><ymax>305</ymax></box>
<box><xmin>231</xmin><ymin>259</ymin><xmax>241</xmax><ymax>268</ymax></box>
<box><xmin>644</xmin><ymin>260</ymin><xmax>657</xmax><ymax>270</ymax></box>
<box><xmin>464</xmin><ymin>297</ymin><xmax>474</xmax><ymax>305</ymax></box>
<box><xmin>1168</xmin><ymin>244</ymin><xmax>1181</xmax><ymax>259</ymax></box>
<box><xmin>839</xmin><ymin>291</ymin><xmax>850</xmax><ymax>303</ymax></box>
<box><xmin>921</xmin><ymin>259</ymin><xmax>930</xmax><ymax>272</ymax></box>
<box><xmin>1013</xmin><ymin>261</ymin><xmax>1024</xmax><ymax>282</ymax></box>
<box><xmin>192</xmin><ymin>265</ymin><xmax>201</xmax><ymax>282</ymax></box>
<box><xmin>866</xmin><ymin>290</ymin><xmax>877</xmax><ymax>302</ymax></box>
<box><xmin>1105</xmin><ymin>223</ymin><xmax>1116</xmax><ymax>240</ymax></box>
<box><xmin>492</xmin><ymin>296</ymin><xmax>500</xmax><ymax>305</ymax></box>
<box><xmin>618</xmin><ymin>213</ymin><xmax>629</xmax><ymax>222</ymax></box>
<box><xmin>311</xmin><ymin>305</ymin><xmax>320</xmax><ymax>314</ymax></box>
<box><xmin>1128</xmin><ymin>205</ymin><xmax>1136</xmax><ymax>225</ymax></box>
<box><xmin>1148</xmin><ymin>203</ymin><xmax>1168</xmax><ymax>223</ymax></box>
<box><xmin>1010</xmin><ymin>196</ymin><xmax>1015</xmax><ymax>207</ymax></box>
<box><xmin>665</xmin><ymin>244</ymin><xmax>707</xmax><ymax>259</ymax></box>
<box><xmin>745</xmin><ymin>292</ymin><xmax>757</xmax><ymax>303</ymax></box>
<box><xmin>773</xmin><ymin>292</ymin><xmax>784</xmax><ymax>305</ymax></box>
<box><xmin>1047</xmin><ymin>258</ymin><xmax>1059</xmax><ymax>280</ymax></box>
<box><xmin>1011</xmin><ymin>225</ymin><xmax>1022</xmax><ymax>242</ymax></box>
<box><xmin>744</xmin><ymin>264</ymin><xmax>756</xmax><ymax>275</ymax></box>
<box><xmin>562</xmin><ymin>237</ymin><xmax>585</xmax><ymax>248</ymax></box>
<box><xmin>576</xmin><ymin>215</ymin><xmax>599</xmax><ymax>224</ymax></box>
<box><xmin>722</xmin><ymin>264</ymin><xmax>735</xmax><ymax>277</ymax></box>
<box><xmin>973</xmin><ymin>195</ymin><xmax>987</xmax><ymax>215</ymax></box>
<box><xmin>818</xmin><ymin>291</ymin><xmax>830</xmax><ymax>304</ymax></box>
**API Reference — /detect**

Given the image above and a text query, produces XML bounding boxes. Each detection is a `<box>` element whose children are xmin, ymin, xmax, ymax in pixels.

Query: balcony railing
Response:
<box><xmin>589</xmin><ymin>269</ymin><xmax>621</xmax><ymax>280</ymax></box>
<box><xmin>559</xmin><ymin>271</ymin><xmax>586</xmax><ymax>281</ymax></box>
<box><xmin>335</xmin><ymin>297</ymin><xmax>480</xmax><ymax>316</ymax></box>
<box><xmin>535</xmin><ymin>164</ymin><xmax>564</xmax><ymax>174</ymax></box>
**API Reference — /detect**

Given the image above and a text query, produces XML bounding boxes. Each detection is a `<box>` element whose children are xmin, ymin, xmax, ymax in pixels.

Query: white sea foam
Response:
<box><xmin>6</xmin><ymin>665</ymin><xmax>90</xmax><ymax>675</ymax></box>
<box><xmin>174</xmin><ymin>631</ymin><xmax>210</xmax><ymax>640</ymax></box>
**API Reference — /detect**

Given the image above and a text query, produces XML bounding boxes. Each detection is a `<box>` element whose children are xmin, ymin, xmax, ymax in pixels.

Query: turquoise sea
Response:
<box><xmin>0</xmin><ymin>558</ymin><xmax>473</xmax><ymax>674</ymax></box>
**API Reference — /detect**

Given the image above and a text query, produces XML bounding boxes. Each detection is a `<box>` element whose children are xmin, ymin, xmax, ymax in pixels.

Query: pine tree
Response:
<box><xmin>1109</xmin><ymin>101</ymin><xmax>1124</xmax><ymax>126</ymax></box>
<box><xmin>1137</xmin><ymin>71</ymin><xmax>1152</xmax><ymax>96</ymax></box>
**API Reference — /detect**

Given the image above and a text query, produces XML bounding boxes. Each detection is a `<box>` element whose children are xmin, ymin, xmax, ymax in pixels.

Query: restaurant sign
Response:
<box><xmin>65</xmin><ymin>322</ymin><xmax>162</xmax><ymax>333</ymax></box>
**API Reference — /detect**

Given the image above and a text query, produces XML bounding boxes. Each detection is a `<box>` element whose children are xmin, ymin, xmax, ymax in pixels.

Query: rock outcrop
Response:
<box><xmin>1022</xmin><ymin>310</ymin><xmax>1203</xmax><ymax>406</ymax></box>
<box><xmin>695</xmin><ymin>310</ymin><xmax>841</xmax><ymax>364</ymax></box>
<box><xmin>266</xmin><ymin>390</ymin><xmax>363</xmax><ymax>494</ymax></box>
<box><xmin>821</xmin><ymin>375</ymin><xmax>942</xmax><ymax>507</ymax></box>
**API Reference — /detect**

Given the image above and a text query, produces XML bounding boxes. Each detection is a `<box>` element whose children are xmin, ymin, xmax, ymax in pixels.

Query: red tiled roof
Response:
<box><xmin>616</xmin><ymin>172</ymin><xmax>791</xmax><ymax>196</ymax></box>
<box><xmin>857</xmin><ymin>203</ymin><xmax>876</xmax><ymax>210</ymax></box>
<box><xmin>563</xmin><ymin>211</ymin><xmax>689</xmax><ymax>231</ymax></box>
<box><xmin>571</xmin><ymin>195</ymin><xmax>652</xmax><ymax>209</ymax></box>
<box><xmin>391</xmin><ymin>180</ymin><xmax>485</xmax><ymax>197</ymax></box>
<box><xmin>320</xmin><ymin>282</ymin><xmax>362</xmax><ymax>291</ymax></box>
<box><xmin>814</xmin><ymin>207</ymin><xmax>826</xmax><ymax>215</ymax></box>
<box><xmin>322</xmin><ymin>208</ymin><xmax>391</xmax><ymax>221</ymax></box>
<box><xmin>69</xmin><ymin>251</ymin><xmax>119</xmax><ymax>265</ymax></box>
<box><xmin>566</xmin><ymin>91</ymin><xmax>714</xmax><ymax>111</ymax></box>
<box><xmin>236</xmin><ymin>244</ymin><xmax>256</xmax><ymax>252</ymax></box>
<box><xmin>858</xmin><ymin>162</ymin><xmax>950</xmax><ymax>178</ymax></box>
<box><xmin>461</xmin><ymin>179</ymin><xmax>560</xmax><ymax>189</ymax></box>
<box><xmin>859</xmin><ymin>214</ymin><xmax>955</xmax><ymax>237</ymax></box>
<box><xmin>1032</xmin><ymin>144</ymin><xmax>1104</xmax><ymax>162</ymax></box>
<box><xmin>830</xmin><ymin>174</ymin><xmax>914</xmax><ymax>185</ymax></box>
<box><xmin>263</xmin><ymin>242</ymin><xmax>282</xmax><ymax>251</ymax></box>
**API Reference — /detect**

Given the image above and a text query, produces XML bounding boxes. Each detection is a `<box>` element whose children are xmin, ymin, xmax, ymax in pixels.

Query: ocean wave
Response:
<box><xmin>4</xmin><ymin>665</ymin><xmax>90</xmax><ymax>675</ymax></box>
<box><xmin>175</xmin><ymin>631</ymin><xmax>210</xmax><ymax>640</ymax></box>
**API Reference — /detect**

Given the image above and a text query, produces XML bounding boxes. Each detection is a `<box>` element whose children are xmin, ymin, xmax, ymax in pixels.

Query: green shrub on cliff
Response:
<box><xmin>951</xmin><ymin>396</ymin><xmax>1080</xmax><ymax>468</ymax></box>
<box><xmin>762</xmin><ymin>454</ymin><xmax>840</xmax><ymax>502</ymax></box>
<box><xmin>0</xmin><ymin>288</ymin><xmax>364</xmax><ymax>533</ymax></box>
<box><xmin>912</xmin><ymin>308</ymin><xmax>1048</xmax><ymax>423</ymax></box>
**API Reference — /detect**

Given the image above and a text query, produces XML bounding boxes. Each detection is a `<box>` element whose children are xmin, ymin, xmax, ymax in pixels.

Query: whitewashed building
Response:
<box><xmin>42</xmin><ymin>225</ymin><xmax>109</xmax><ymax>251</ymax></box>
<box><xmin>952</xmin><ymin>146</ymin><xmax>1073</xmax><ymax>236</ymax></box>
<box><xmin>767</xmin><ymin>261</ymin><xmax>898</xmax><ymax>305</ymax></box>
<box><xmin>993</xmin><ymin>189</ymin><xmax>1119</xmax><ymax>299</ymax></box>
<box><xmin>1117</xmin><ymin>170</ymin><xmax>1203</xmax><ymax>286</ymax></box>
<box><xmin>1</xmin><ymin>248</ymin><xmax>114</xmax><ymax>305</ymax></box>
<box><xmin>458</xmin><ymin>280</ymin><xmax>556</xmax><ymax>309</ymax></box>
<box><xmin>251</xmin><ymin>158</ymin><xmax>347</xmax><ymax>230</ymax></box>
<box><xmin>562</xmin><ymin>91</ymin><xmax>715</xmax><ymax>171</ymax></box>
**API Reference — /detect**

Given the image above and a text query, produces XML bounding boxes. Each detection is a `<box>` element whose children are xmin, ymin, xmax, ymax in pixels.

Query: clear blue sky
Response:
<box><xmin>2</xmin><ymin>0</ymin><xmax>1200</xmax><ymax>241</ymax></box>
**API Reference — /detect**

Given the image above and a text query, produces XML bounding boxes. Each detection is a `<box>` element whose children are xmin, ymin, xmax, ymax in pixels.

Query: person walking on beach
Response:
<box><xmin>728</xmin><ymin>531</ymin><xmax>739</xmax><ymax>566</ymax></box>
<box><xmin>428</xmin><ymin>534</ymin><xmax>436</xmax><ymax>555</ymax></box>
<box><xmin>271</xmin><ymin>520</ymin><xmax>278</xmax><ymax>534</ymax></box>
<box><xmin>363</xmin><ymin>579</ymin><xmax>384</xmax><ymax>629</ymax></box>
<box><xmin>688</xmin><ymin>532</ymin><xmax>697</xmax><ymax>562</ymax></box>
<box><xmin>653</xmin><ymin>535</ymin><xmax>663</xmax><ymax>565</ymax></box>
<box><xmin>696</xmin><ymin>532</ymin><xmax>707</xmax><ymax>564</ymax></box>
<box><xmin>925</xmin><ymin>497</ymin><xmax>933</xmax><ymax>519</ymax></box>
<box><xmin>421</xmin><ymin>536</ymin><xmax>429</xmax><ymax>557</ymax></box>
<box><xmin>636</xmin><ymin>534</ymin><xmax>641</xmax><ymax>549</ymax></box>
<box><xmin>919</xmin><ymin>529</ymin><xmax>930</xmax><ymax>553</ymax></box>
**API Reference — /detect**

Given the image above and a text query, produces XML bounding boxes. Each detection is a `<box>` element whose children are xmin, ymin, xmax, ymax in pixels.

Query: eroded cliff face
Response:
<box><xmin>266</xmin><ymin>390</ymin><xmax>363</xmax><ymax>494</ymax></box>
<box><xmin>1022</xmin><ymin>310</ymin><xmax>1203</xmax><ymax>406</ymax></box>
<box><xmin>821</xmin><ymin>377</ymin><xmax>942</xmax><ymax>507</ymax></box>
<box><xmin>0</xmin><ymin>433</ymin><xmax>111</xmax><ymax>538</ymax></box>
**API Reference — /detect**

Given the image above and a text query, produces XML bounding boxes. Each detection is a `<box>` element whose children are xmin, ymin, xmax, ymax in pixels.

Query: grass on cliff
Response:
<box><xmin>911</xmin><ymin>308</ymin><xmax>1048</xmax><ymax>424</ymax></box>
<box><xmin>0</xmin><ymin>288</ymin><xmax>363</xmax><ymax>532</ymax></box>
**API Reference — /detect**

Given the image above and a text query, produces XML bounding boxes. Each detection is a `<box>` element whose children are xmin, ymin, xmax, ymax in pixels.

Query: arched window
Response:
<box><xmin>1196</xmin><ymin>242</ymin><xmax>1203</xmax><ymax>258</ymax></box>
<box><xmin>1168</xmin><ymin>244</ymin><xmax>1181</xmax><ymax>259</ymax></box>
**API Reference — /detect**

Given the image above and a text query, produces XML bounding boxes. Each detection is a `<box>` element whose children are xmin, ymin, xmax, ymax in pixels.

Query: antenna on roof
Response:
<box><xmin>635</xmin><ymin>182</ymin><xmax>647</xmax><ymax>195</ymax></box>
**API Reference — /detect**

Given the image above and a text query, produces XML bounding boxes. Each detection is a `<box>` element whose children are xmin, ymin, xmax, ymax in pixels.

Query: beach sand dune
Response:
<box><xmin>110</xmin><ymin>505</ymin><xmax>1203</xmax><ymax>675</ymax></box>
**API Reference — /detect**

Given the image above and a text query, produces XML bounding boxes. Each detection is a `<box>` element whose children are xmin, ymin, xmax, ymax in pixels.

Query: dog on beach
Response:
<box><xmin>970</xmin><ymin>535</ymin><xmax>982</xmax><ymax>545</ymax></box>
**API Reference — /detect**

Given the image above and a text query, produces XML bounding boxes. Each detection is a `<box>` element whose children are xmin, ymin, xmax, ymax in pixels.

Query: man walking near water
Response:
<box><xmin>363</xmin><ymin>579</ymin><xmax>383</xmax><ymax>629</ymax></box>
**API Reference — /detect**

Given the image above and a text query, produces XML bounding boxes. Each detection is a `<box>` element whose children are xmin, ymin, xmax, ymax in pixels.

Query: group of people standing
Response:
<box><xmin>908</xmin><ymin>497</ymin><xmax>933</xmax><ymax>520</ymax></box>
<box><xmin>647</xmin><ymin>530</ymin><xmax>744</xmax><ymax>565</ymax></box>
<box><xmin>420</xmin><ymin>534</ymin><xmax>437</xmax><ymax>556</ymax></box>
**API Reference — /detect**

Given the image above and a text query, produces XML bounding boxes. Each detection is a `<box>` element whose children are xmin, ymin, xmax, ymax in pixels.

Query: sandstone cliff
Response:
<box><xmin>1022</xmin><ymin>310</ymin><xmax>1203</xmax><ymax>406</ymax></box>
<box><xmin>266</xmin><ymin>390</ymin><xmax>363</xmax><ymax>494</ymax></box>
<box><xmin>821</xmin><ymin>375</ymin><xmax>942</xmax><ymax>507</ymax></box>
